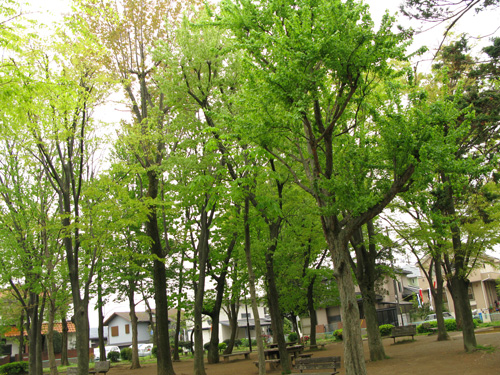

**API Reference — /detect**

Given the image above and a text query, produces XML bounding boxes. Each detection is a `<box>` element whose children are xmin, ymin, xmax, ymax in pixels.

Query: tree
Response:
<box><xmin>400</xmin><ymin>0</ymin><xmax>500</xmax><ymax>56</ymax></box>
<box><xmin>220</xmin><ymin>1</ymin><xmax>420</xmax><ymax>373</ymax></box>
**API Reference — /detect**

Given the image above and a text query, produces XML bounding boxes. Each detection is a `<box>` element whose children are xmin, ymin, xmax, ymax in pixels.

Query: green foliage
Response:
<box><xmin>0</xmin><ymin>362</ymin><xmax>28</xmax><ymax>375</ymax></box>
<box><xmin>203</xmin><ymin>342</ymin><xmax>210</xmax><ymax>351</ymax></box>
<box><xmin>52</xmin><ymin>330</ymin><xmax>62</xmax><ymax>354</ymax></box>
<box><xmin>151</xmin><ymin>347</ymin><xmax>157</xmax><ymax>358</ymax></box>
<box><xmin>287</xmin><ymin>332</ymin><xmax>298</xmax><ymax>342</ymax></box>
<box><xmin>379</xmin><ymin>324</ymin><xmax>394</xmax><ymax>336</ymax></box>
<box><xmin>107</xmin><ymin>351</ymin><xmax>120</xmax><ymax>362</ymax></box>
<box><xmin>333</xmin><ymin>329</ymin><xmax>343</xmax><ymax>341</ymax></box>
<box><xmin>120</xmin><ymin>347</ymin><xmax>132</xmax><ymax>361</ymax></box>
<box><xmin>218</xmin><ymin>342</ymin><xmax>227</xmax><ymax>353</ymax></box>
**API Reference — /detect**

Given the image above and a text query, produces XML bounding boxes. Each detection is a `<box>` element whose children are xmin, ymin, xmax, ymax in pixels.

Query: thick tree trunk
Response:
<box><xmin>27</xmin><ymin>292</ymin><xmax>40</xmax><ymax>375</ymax></box>
<box><xmin>128</xmin><ymin>287</ymin><xmax>141</xmax><ymax>369</ymax></box>
<box><xmin>72</xmin><ymin>299</ymin><xmax>90</xmax><ymax>375</ymax></box>
<box><xmin>146</xmin><ymin>170</ymin><xmax>175</xmax><ymax>375</ymax></box>
<box><xmin>61</xmin><ymin>318</ymin><xmax>69</xmax><ymax>367</ymax></box>
<box><xmin>350</xmin><ymin>223</ymin><xmax>386</xmax><ymax>362</ymax></box>
<box><xmin>243</xmin><ymin>198</ymin><xmax>266</xmax><ymax>375</ymax></box>
<box><xmin>47</xmin><ymin>301</ymin><xmax>58</xmax><ymax>375</ymax></box>
<box><xmin>450</xmin><ymin>276</ymin><xmax>477</xmax><ymax>351</ymax></box>
<box><xmin>359</xmin><ymin>284</ymin><xmax>386</xmax><ymax>361</ymax></box>
<box><xmin>19</xmin><ymin>312</ymin><xmax>25</xmax><ymax>361</ymax></box>
<box><xmin>323</xmin><ymin>219</ymin><xmax>367</xmax><ymax>375</ymax></box>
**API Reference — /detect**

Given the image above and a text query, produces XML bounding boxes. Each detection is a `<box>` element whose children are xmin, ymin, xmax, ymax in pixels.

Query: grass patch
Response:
<box><xmin>475</xmin><ymin>345</ymin><xmax>496</xmax><ymax>354</ymax></box>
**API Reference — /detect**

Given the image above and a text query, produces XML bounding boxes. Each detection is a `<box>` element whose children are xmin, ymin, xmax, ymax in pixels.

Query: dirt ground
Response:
<box><xmin>106</xmin><ymin>328</ymin><xmax>500</xmax><ymax>375</ymax></box>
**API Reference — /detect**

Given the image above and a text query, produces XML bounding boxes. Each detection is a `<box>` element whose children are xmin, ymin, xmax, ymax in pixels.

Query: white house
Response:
<box><xmin>201</xmin><ymin>304</ymin><xmax>273</xmax><ymax>344</ymax></box>
<box><xmin>103</xmin><ymin>312</ymin><xmax>153</xmax><ymax>347</ymax></box>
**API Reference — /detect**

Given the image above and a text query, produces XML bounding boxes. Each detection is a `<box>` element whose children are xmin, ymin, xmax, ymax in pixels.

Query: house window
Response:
<box><xmin>125</xmin><ymin>324</ymin><xmax>130</xmax><ymax>334</ymax></box>
<box><xmin>241</xmin><ymin>313</ymin><xmax>251</xmax><ymax>319</ymax></box>
<box><xmin>468</xmin><ymin>286</ymin><xmax>474</xmax><ymax>300</ymax></box>
<box><xmin>111</xmin><ymin>326</ymin><xmax>119</xmax><ymax>337</ymax></box>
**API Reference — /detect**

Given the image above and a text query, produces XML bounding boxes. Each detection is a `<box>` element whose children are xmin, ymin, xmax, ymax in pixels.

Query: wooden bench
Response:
<box><xmin>254</xmin><ymin>359</ymin><xmax>281</xmax><ymax>371</ymax></box>
<box><xmin>220</xmin><ymin>351</ymin><xmax>250</xmax><ymax>362</ymax></box>
<box><xmin>421</xmin><ymin>322</ymin><xmax>438</xmax><ymax>334</ymax></box>
<box><xmin>293</xmin><ymin>356</ymin><xmax>341</xmax><ymax>375</ymax></box>
<box><xmin>67</xmin><ymin>362</ymin><xmax>110</xmax><ymax>375</ymax></box>
<box><xmin>390</xmin><ymin>325</ymin><xmax>417</xmax><ymax>343</ymax></box>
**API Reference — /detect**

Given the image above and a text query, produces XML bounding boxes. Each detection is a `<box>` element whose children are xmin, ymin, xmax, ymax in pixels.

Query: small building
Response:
<box><xmin>103</xmin><ymin>312</ymin><xmax>154</xmax><ymax>347</ymax></box>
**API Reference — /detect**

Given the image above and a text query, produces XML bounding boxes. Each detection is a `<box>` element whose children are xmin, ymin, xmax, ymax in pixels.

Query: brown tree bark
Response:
<box><xmin>128</xmin><ymin>287</ymin><xmax>141</xmax><ymax>369</ymax></box>
<box><xmin>222</xmin><ymin>302</ymin><xmax>239</xmax><ymax>355</ymax></box>
<box><xmin>60</xmin><ymin>318</ymin><xmax>69</xmax><ymax>367</ymax></box>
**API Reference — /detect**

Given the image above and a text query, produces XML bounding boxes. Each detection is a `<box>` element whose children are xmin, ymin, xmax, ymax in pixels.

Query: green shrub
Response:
<box><xmin>0</xmin><ymin>362</ymin><xmax>28</xmax><ymax>375</ymax></box>
<box><xmin>203</xmin><ymin>342</ymin><xmax>210</xmax><ymax>351</ymax></box>
<box><xmin>240</xmin><ymin>338</ymin><xmax>248</xmax><ymax>347</ymax></box>
<box><xmin>107</xmin><ymin>350</ymin><xmax>120</xmax><ymax>362</ymax></box>
<box><xmin>218</xmin><ymin>343</ymin><xmax>227</xmax><ymax>353</ymax></box>
<box><xmin>120</xmin><ymin>347</ymin><xmax>132</xmax><ymax>361</ymax></box>
<box><xmin>417</xmin><ymin>321</ymin><xmax>437</xmax><ymax>333</ymax></box>
<box><xmin>288</xmin><ymin>332</ymin><xmax>298</xmax><ymax>342</ymax></box>
<box><xmin>379</xmin><ymin>324</ymin><xmax>394</xmax><ymax>337</ymax></box>
<box><xmin>444</xmin><ymin>319</ymin><xmax>456</xmax><ymax>331</ymax></box>
<box><xmin>151</xmin><ymin>346</ymin><xmax>157</xmax><ymax>358</ymax></box>
<box><xmin>52</xmin><ymin>331</ymin><xmax>62</xmax><ymax>354</ymax></box>
<box><xmin>333</xmin><ymin>329</ymin><xmax>343</xmax><ymax>341</ymax></box>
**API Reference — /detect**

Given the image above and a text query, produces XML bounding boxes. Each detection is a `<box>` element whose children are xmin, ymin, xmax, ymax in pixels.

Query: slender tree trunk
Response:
<box><xmin>173</xmin><ymin>251</ymin><xmax>185</xmax><ymax>361</ymax></box>
<box><xmin>146</xmin><ymin>170</ymin><xmax>175</xmax><ymax>375</ymax></box>
<box><xmin>47</xmin><ymin>301</ymin><xmax>58</xmax><ymax>375</ymax></box>
<box><xmin>19</xmin><ymin>312</ymin><xmax>25</xmax><ymax>362</ymax></box>
<box><xmin>433</xmin><ymin>256</ymin><xmax>450</xmax><ymax>341</ymax></box>
<box><xmin>306</xmin><ymin>280</ymin><xmax>318</xmax><ymax>346</ymax></box>
<box><xmin>61</xmin><ymin>318</ymin><xmax>69</xmax><ymax>367</ymax></box>
<box><xmin>223</xmin><ymin>303</ymin><xmax>239</xmax><ymax>355</ymax></box>
<box><xmin>144</xmin><ymin>298</ymin><xmax>157</xmax><ymax>347</ymax></box>
<box><xmin>193</xmin><ymin>208</ymin><xmax>210</xmax><ymax>375</ymax></box>
<box><xmin>97</xmin><ymin>270</ymin><xmax>106</xmax><ymax>362</ymax></box>
<box><xmin>128</xmin><ymin>285</ymin><xmax>141</xmax><ymax>369</ymax></box>
<box><xmin>27</xmin><ymin>292</ymin><xmax>40</xmax><ymax>375</ymax></box>
<box><xmin>243</xmin><ymin>198</ymin><xmax>266</xmax><ymax>375</ymax></box>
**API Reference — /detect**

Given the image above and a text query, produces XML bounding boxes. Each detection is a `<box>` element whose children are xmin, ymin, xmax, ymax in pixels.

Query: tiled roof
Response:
<box><xmin>3</xmin><ymin>322</ymin><xmax>76</xmax><ymax>337</ymax></box>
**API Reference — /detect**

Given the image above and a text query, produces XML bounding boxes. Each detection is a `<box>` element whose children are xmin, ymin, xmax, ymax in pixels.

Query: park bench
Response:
<box><xmin>67</xmin><ymin>361</ymin><xmax>110</xmax><ymax>375</ymax></box>
<box><xmin>292</xmin><ymin>356</ymin><xmax>341</xmax><ymax>375</ymax></box>
<box><xmin>421</xmin><ymin>322</ymin><xmax>438</xmax><ymax>334</ymax></box>
<box><xmin>220</xmin><ymin>351</ymin><xmax>251</xmax><ymax>362</ymax></box>
<box><xmin>254</xmin><ymin>359</ymin><xmax>281</xmax><ymax>371</ymax></box>
<box><xmin>390</xmin><ymin>325</ymin><xmax>417</xmax><ymax>343</ymax></box>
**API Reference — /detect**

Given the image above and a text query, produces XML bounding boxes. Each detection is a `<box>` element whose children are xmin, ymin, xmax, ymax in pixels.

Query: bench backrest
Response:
<box><xmin>295</xmin><ymin>356</ymin><xmax>341</xmax><ymax>370</ymax></box>
<box><xmin>391</xmin><ymin>325</ymin><xmax>416</xmax><ymax>335</ymax></box>
<box><xmin>95</xmin><ymin>361</ymin><xmax>111</xmax><ymax>372</ymax></box>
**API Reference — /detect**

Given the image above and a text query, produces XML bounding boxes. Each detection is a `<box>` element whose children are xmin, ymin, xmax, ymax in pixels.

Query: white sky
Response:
<box><xmin>20</xmin><ymin>0</ymin><xmax>500</xmax><ymax>327</ymax></box>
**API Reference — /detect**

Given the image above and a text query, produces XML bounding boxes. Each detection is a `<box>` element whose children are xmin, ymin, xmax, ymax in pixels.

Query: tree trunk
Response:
<box><xmin>450</xmin><ymin>275</ymin><xmax>477</xmax><ymax>351</ymax></box>
<box><xmin>264</xmin><ymin>226</ymin><xmax>291</xmax><ymax>373</ymax></box>
<box><xmin>72</xmin><ymin>299</ymin><xmax>90</xmax><ymax>375</ymax></box>
<box><xmin>323</xmin><ymin>220</ymin><xmax>367</xmax><ymax>375</ymax></box>
<box><xmin>350</xmin><ymin>222</ymin><xmax>386</xmax><ymax>362</ymax></box>
<box><xmin>359</xmin><ymin>283</ymin><xmax>386</xmax><ymax>361</ymax></box>
<box><xmin>128</xmin><ymin>286</ymin><xmax>141</xmax><ymax>369</ymax></box>
<box><xmin>27</xmin><ymin>291</ymin><xmax>40</xmax><ymax>375</ymax></box>
<box><xmin>97</xmin><ymin>270</ymin><xmax>106</xmax><ymax>362</ymax></box>
<box><xmin>146</xmin><ymin>170</ymin><xmax>175</xmax><ymax>375</ymax></box>
<box><xmin>61</xmin><ymin>318</ymin><xmax>69</xmax><ymax>367</ymax></box>
<box><xmin>173</xmin><ymin>251</ymin><xmax>185</xmax><ymax>362</ymax></box>
<box><xmin>47</xmin><ymin>301</ymin><xmax>58</xmax><ymax>375</ymax></box>
<box><xmin>223</xmin><ymin>302</ymin><xmax>239</xmax><ymax>355</ymax></box>
<box><xmin>19</xmin><ymin>312</ymin><xmax>25</xmax><ymax>362</ymax></box>
<box><xmin>193</xmin><ymin>207</ymin><xmax>210</xmax><ymax>375</ymax></box>
<box><xmin>306</xmin><ymin>279</ymin><xmax>318</xmax><ymax>346</ymax></box>
<box><xmin>433</xmin><ymin>256</ymin><xmax>449</xmax><ymax>341</ymax></box>
<box><xmin>243</xmin><ymin>198</ymin><xmax>266</xmax><ymax>375</ymax></box>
